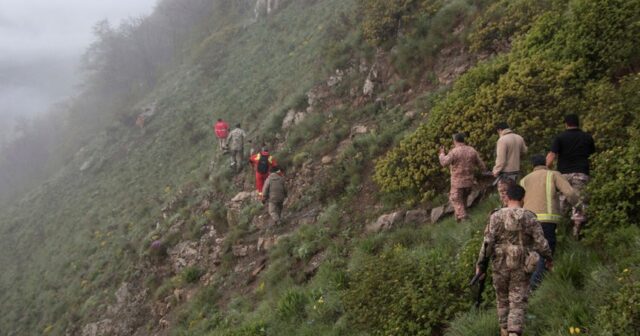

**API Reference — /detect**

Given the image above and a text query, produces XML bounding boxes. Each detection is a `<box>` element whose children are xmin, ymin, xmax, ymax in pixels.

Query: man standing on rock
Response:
<box><xmin>227</xmin><ymin>123</ymin><xmax>246</xmax><ymax>172</ymax></box>
<box><xmin>249</xmin><ymin>147</ymin><xmax>278</xmax><ymax>197</ymax></box>
<box><xmin>262</xmin><ymin>167</ymin><xmax>287</xmax><ymax>227</ymax></box>
<box><xmin>493</xmin><ymin>122</ymin><xmax>528</xmax><ymax>206</ymax></box>
<box><xmin>213</xmin><ymin>118</ymin><xmax>230</xmax><ymax>151</ymax></box>
<box><xmin>476</xmin><ymin>184</ymin><xmax>553</xmax><ymax>336</ymax></box>
<box><xmin>520</xmin><ymin>154</ymin><xmax>578</xmax><ymax>288</ymax></box>
<box><xmin>439</xmin><ymin>133</ymin><xmax>486</xmax><ymax>222</ymax></box>
<box><xmin>546</xmin><ymin>114</ymin><xmax>595</xmax><ymax>239</ymax></box>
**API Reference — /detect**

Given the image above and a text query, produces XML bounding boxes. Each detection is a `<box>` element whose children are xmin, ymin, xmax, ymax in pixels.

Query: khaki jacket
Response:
<box><xmin>520</xmin><ymin>166</ymin><xmax>578</xmax><ymax>224</ymax></box>
<box><xmin>262</xmin><ymin>172</ymin><xmax>287</xmax><ymax>203</ymax></box>
<box><xmin>227</xmin><ymin>128</ymin><xmax>246</xmax><ymax>151</ymax></box>
<box><xmin>492</xmin><ymin>129</ymin><xmax>527</xmax><ymax>175</ymax></box>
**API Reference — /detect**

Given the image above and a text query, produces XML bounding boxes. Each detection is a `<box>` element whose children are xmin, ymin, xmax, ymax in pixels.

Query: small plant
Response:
<box><xmin>182</xmin><ymin>266</ymin><xmax>204</xmax><ymax>284</ymax></box>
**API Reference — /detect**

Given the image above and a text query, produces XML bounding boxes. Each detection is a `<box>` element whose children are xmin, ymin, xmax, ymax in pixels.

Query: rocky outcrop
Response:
<box><xmin>282</xmin><ymin>109</ymin><xmax>306</xmax><ymax>130</ymax></box>
<box><xmin>366</xmin><ymin>211</ymin><xmax>406</xmax><ymax>233</ymax></box>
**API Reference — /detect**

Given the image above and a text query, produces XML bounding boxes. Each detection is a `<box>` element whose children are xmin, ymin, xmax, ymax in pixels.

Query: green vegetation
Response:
<box><xmin>1</xmin><ymin>0</ymin><xmax>639</xmax><ymax>335</ymax></box>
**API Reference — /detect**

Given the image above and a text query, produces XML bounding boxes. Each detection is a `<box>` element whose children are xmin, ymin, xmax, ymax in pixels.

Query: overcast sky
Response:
<box><xmin>0</xmin><ymin>0</ymin><xmax>157</xmax><ymax>132</ymax></box>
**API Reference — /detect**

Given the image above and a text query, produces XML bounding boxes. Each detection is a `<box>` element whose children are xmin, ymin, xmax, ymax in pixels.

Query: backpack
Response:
<box><xmin>257</xmin><ymin>154</ymin><xmax>270</xmax><ymax>174</ymax></box>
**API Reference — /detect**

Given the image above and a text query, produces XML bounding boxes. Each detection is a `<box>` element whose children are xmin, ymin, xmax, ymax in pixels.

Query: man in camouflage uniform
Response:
<box><xmin>476</xmin><ymin>184</ymin><xmax>553</xmax><ymax>336</ymax></box>
<box><xmin>227</xmin><ymin>123</ymin><xmax>246</xmax><ymax>172</ymax></box>
<box><xmin>493</xmin><ymin>122</ymin><xmax>528</xmax><ymax>207</ymax></box>
<box><xmin>439</xmin><ymin>133</ymin><xmax>486</xmax><ymax>221</ymax></box>
<box><xmin>546</xmin><ymin>114</ymin><xmax>595</xmax><ymax>238</ymax></box>
<box><xmin>262</xmin><ymin>167</ymin><xmax>287</xmax><ymax>227</ymax></box>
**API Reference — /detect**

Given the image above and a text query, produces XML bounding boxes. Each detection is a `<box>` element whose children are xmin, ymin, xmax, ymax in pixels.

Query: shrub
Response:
<box><xmin>343</xmin><ymin>245</ymin><xmax>471</xmax><ymax>335</ymax></box>
<box><xmin>592</xmin><ymin>268</ymin><xmax>640</xmax><ymax>335</ymax></box>
<box><xmin>182</xmin><ymin>266</ymin><xmax>204</xmax><ymax>284</ymax></box>
<box><xmin>276</xmin><ymin>288</ymin><xmax>309</xmax><ymax>321</ymax></box>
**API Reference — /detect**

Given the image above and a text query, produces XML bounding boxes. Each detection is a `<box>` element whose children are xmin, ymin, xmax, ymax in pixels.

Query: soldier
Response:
<box><xmin>520</xmin><ymin>154</ymin><xmax>578</xmax><ymax>288</ymax></box>
<box><xmin>546</xmin><ymin>114</ymin><xmax>595</xmax><ymax>238</ymax></box>
<box><xmin>492</xmin><ymin>122</ymin><xmax>528</xmax><ymax>206</ymax></box>
<box><xmin>439</xmin><ymin>133</ymin><xmax>486</xmax><ymax>222</ymax></box>
<box><xmin>227</xmin><ymin>123</ymin><xmax>246</xmax><ymax>172</ymax></box>
<box><xmin>262</xmin><ymin>167</ymin><xmax>287</xmax><ymax>227</ymax></box>
<box><xmin>476</xmin><ymin>184</ymin><xmax>553</xmax><ymax>336</ymax></box>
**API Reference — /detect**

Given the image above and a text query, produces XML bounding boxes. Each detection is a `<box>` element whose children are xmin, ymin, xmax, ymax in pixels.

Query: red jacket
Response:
<box><xmin>214</xmin><ymin>121</ymin><xmax>229</xmax><ymax>139</ymax></box>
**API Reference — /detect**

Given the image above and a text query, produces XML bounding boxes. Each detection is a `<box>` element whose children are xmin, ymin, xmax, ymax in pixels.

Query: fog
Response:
<box><xmin>0</xmin><ymin>0</ymin><xmax>157</xmax><ymax>136</ymax></box>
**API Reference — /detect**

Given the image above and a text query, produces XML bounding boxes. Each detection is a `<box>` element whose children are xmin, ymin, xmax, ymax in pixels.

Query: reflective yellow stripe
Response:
<box><xmin>536</xmin><ymin>213</ymin><xmax>563</xmax><ymax>223</ymax></box>
<box><xmin>546</xmin><ymin>171</ymin><xmax>553</xmax><ymax>215</ymax></box>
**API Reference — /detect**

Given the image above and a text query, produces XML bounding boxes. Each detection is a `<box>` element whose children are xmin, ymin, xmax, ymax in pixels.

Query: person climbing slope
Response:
<box><xmin>545</xmin><ymin>114</ymin><xmax>595</xmax><ymax>239</ymax></box>
<box><xmin>227</xmin><ymin>123</ymin><xmax>246</xmax><ymax>172</ymax></box>
<box><xmin>249</xmin><ymin>147</ymin><xmax>277</xmax><ymax>197</ymax></box>
<box><xmin>439</xmin><ymin>132</ymin><xmax>486</xmax><ymax>222</ymax></box>
<box><xmin>262</xmin><ymin>166</ymin><xmax>287</xmax><ymax>227</ymax></box>
<box><xmin>520</xmin><ymin>154</ymin><xmax>578</xmax><ymax>288</ymax></box>
<box><xmin>492</xmin><ymin>122</ymin><xmax>528</xmax><ymax>206</ymax></box>
<box><xmin>476</xmin><ymin>184</ymin><xmax>553</xmax><ymax>336</ymax></box>
<box><xmin>213</xmin><ymin>118</ymin><xmax>230</xmax><ymax>152</ymax></box>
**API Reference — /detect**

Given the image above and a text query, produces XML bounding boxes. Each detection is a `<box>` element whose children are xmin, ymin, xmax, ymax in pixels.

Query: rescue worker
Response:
<box><xmin>476</xmin><ymin>184</ymin><xmax>553</xmax><ymax>336</ymax></box>
<box><xmin>438</xmin><ymin>133</ymin><xmax>487</xmax><ymax>222</ymax></box>
<box><xmin>492</xmin><ymin>122</ymin><xmax>528</xmax><ymax>206</ymax></box>
<box><xmin>262</xmin><ymin>166</ymin><xmax>287</xmax><ymax>227</ymax></box>
<box><xmin>520</xmin><ymin>154</ymin><xmax>578</xmax><ymax>288</ymax></box>
<box><xmin>249</xmin><ymin>147</ymin><xmax>277</xmax><ymax>197</ymax></box>
<box><xmin>546</xmin><ymin>114</ymin><xmax>595</xmax><ymax>238</ymax></box>
<box><xmin>214</xmin><ymin>118</ymin><xmax>230</xmax><ymax>151</ymax></box>
<box><xmin>227</xmin><ymin>123</ymin><xmax>246</xmax><ymax>171</ymax></box>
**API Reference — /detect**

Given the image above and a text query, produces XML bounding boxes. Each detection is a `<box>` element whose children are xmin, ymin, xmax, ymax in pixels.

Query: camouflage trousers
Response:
<box><xmin>449</xmin><ymin>187</ymin><xmax>471</xmax><ymax>221</ymax></box>
<box><xmin>229</xmin><ymin>149</ymin><xmax>243</xmax><ymax>171</ymax></box>
<box><xmin>268</xmin><ymin>202</ymin><xmax>283</xmax><ymax>225</ymax></box>
<box><xmin>497</xmin><ymin>174</ymin><xmax>519</xmax><ymax>206</ymax></box>
<box><xmin>560</xmin><ymin>173</ymin><xmax>589</xmax><ymax>223</ymax></box>
<box><xmin>493</xmin><ymin>265</ymin><xmax>530</xmax><ymax>334</ymax></box>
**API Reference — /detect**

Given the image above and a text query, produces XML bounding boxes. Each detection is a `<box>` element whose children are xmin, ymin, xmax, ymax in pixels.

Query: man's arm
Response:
<box><xmin>476</xmin><ymin>151</ymin><xmax>487</xmax><ymax>171</ymax></box>
<box><xmin>546</xmin><ymin>152</ymin><xmax>556</xmax><ymax>169</ymax></box>
<box><xmin>477</xmin><ymin>214</ymin><xmax>497</xmax><ymax>267</ymax></box>
<box><xmin>262</xmin><ymin>177</ymin><xmax>271</xmax><ymax>200</ymax></box>
<box><xmin>439</xmin><ymin>152</ymin><xmax>453</xmax><ymax>167</ymax></box>
<box><xmin>555</xmin><ymin>172</ymin><xmax>579</xmax><ymax>205</ymax></box>
<box><xmin>492</xmin><ymin>139</ymin><xmax>506</xmax><ymax>176</ymax></box>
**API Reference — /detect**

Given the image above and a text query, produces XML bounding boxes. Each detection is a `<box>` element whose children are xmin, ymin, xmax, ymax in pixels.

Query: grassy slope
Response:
<box><xmin>0</xmin><ymin>1</ymin><xmax>355</xmax><ymax>334</ymax></box>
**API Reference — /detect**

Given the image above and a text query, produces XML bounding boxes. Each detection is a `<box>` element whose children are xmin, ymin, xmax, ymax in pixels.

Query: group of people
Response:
<box><xmin>440</xmin><ymin>115</ymin><xmax>595</xmax><ymax>336</ymax></box>
<box><xmin>213</xmin><ymin>119</ymin><xmax>288</xmax><ymax>227</ymax></box>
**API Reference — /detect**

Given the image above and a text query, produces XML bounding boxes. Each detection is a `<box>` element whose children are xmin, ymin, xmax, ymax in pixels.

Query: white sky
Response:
<box><xmin>0</xmin><ymin>0</ymin><xmax>157</xmax><ymax>127</ymax></box>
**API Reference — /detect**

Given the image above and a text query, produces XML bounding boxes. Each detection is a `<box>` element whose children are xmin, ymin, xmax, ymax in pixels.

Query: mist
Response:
<box><xmin>0</xmin><ymin>0</ymin><xmax>157</xmax><ymax>138</ymax></box>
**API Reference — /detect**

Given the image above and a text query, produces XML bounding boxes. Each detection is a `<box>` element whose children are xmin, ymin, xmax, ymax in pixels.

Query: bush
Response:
<box><xmin>276</xmin><ymin>288</ymin><xmax>309</xmax><ymax>321</ymax></box>
<box><xmin>343</xmin><ymin>245</ymin><xmax>471</xmax><ymax>335</ymax></box>
<box><xmin>592</xmin><ymin>268</ymin><xmax>640</xmax><ymax>335</ymax></box>
<box><xmin>182</xmin><ymin>266</ymin><xmax>204</xmax><ymax>284</ymax></box>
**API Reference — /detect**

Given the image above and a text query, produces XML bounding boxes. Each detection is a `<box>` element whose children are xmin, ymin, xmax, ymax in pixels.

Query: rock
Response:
<box><xmin>159</xmin><ymin>318</ymin><xmax>169</xmax><ymax>329</ymax></box>
<box><xmin>430</xmin><ymin>206</ymin><xmax>445</xmax><ymax>223</ymax></box>
<box><xmin>252</xmin><ymin>259</ymin><xmax>267</xmax><ymax>277</ymax></box>
<box><xmin>445</xmin><ymin>202</ymin><xmax>454</xmax><ymax>214</ymax></box>
<box><xmin>404</xmin><ymin>110</ymin><xmax>418</xmax><ymax>119</ymax></box>
<box><xmin>404</xmin><ymin>209</ymin><xmax>428</xmax><ymax>225</ymax></box>
<box><xmin>304</xmin><ymin>252</ymin><xmax>325</xmax><ymax>277</ymax></box>
<box><xmin>115</xmin><ymin>283</ymin><xmax>130</xmax><ymax>305</ymax></box>
<box><xmin>366</xmin><ymin>211</ymin><xmax>406</xmax><ymax>233</ymax></box>
<box><xmin>350</xmin><ymin>125</ymin><xmax>368</xmax><ymax>137</ymax></box>
<box><xmin>167</xmin><ymin>241</ymin><xmax>199</xmax><ymax>272</ymax></box>
<box><xmin>282</xmin><ymin>109</ymin><xmax>306</xmax><ymax>130</ymax></box>
<box><xmin>231</xmin><ymin>191</ymin><xmax>255</xmax><ymax>203</ymax></box>
<box><xmin>321</xmin><ymin>156</ymin><xmax>333</xmax><ymax>165</ymax></box>
<box><xmin>80</xmin><ymin>157</ymin><xmax>94</xmax><ymax>172</ymax></box>
<box><xmin>232</xmin><ymin>245</ymin><xmax>250</xmax><ymax>257</ymax></box>
<box><xmin>82</xmin><ymin>319</ymin><xmax>114</xmax><ymax>336</ymax></box>
<box><xmin>363</xmin><ymin>78</ymin><xmax>375</xmax><ymax>96</ymax></box>
<box><xmin>327</xmin><ymin>69</ymin><xmax>344</xmax><ymax>87</ymax></box>
<box><xmin>173</xmin><ymin>288</ymin><xmax>185</xmax><ymax>302</ymax></box>
<box><xmin>467</xmin><ymin>189</ymin><xmax>482</xmax><ymax>207</ymax></box>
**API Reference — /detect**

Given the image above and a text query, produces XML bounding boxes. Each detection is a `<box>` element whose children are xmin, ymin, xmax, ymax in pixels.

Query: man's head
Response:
<box><xmin>453</xmin><ymin>132</ymin><xmax>466</xmax><ymax>144</ymax></box>
<box><xmin>495</xmin><ymin>122</ymin><xmax>509</xmax><ymax>133</ymax></box>
<box><xmin>564</xmin><ymin>114</ymin><xmax>579</xmax><ymax>128</ymax></box>
<box><xmin>236</xmin><ymin>123</ymin><xmax>241</xmax><ymax>128</ymax></box>
<box><xmin>530</xmin><ymin>154</ymin><xmax>546</xmax><ymax>167</ymax></box>
<box><xmin>272</xmin><ymin>166</ymin><xmax>283</xmax><ymax>174</ymax></box>
<box><xmin>217</xmin><ymin>118</ymin><xmax>223</xmax><ymax>122</ymax></box>
<box><xmin>261</xmin><ymin>146</ymin><xmax>269</xmax><ymax>153</ymax></box>
<box><xmin>507</xmin><ymin>184</ymin><xmax>526</xmax><ymax>202</ymax></box>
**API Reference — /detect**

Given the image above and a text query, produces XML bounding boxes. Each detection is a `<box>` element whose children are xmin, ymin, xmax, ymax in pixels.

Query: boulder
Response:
<box><xmin>404</xmin><ymin>110</ymin><xmax>418</xmax><ymax>119</ymax></box>
<box><xmin>321</xmin><ymin>156</ymin><xmax>333</xmax><ymax>165</ymax></box>
<box><xmin>467</xmin><ymin>189</ymin><xmax>482</xmax><ymax>207</ymax></box>
<box><xmin>430</xmin><ymin>206</ymin><xmax>446</xmax><ymax>223</ymax></box>
<box><xmin>232</xmin><ymin>245</ymin><xmax>250</xmax><ymax>257</ymax></box>
<box><xmin>82</xmin><ymin>319</ymin><xmax>114</xmax><ymax>336</ymax></box>
<box><xmin>366</xmin><ymin>211</ymin><xmax>406</xmax><ymax>233</ymax></box>
<box><xmin>167</xmin><ymin>241</ymin><xmax>199</xmax><ymax>273</ymax></box>
<box><xmin>404</xmin><ymin>209</ymin><xmax>428</xmax><ymax>225</ymax></box>
<box><xmin>350</xmin><ymin>125</ymin><xmax>368</xmax><ymax>137</ymax></box>
<box><xmin>231</xmin><ymin>191</ymin><xmax>255</xmax><ymax>203</ymax></box>
<box><xmin>363</xmin><ymin>78</ymin><xmax>375</xmax><ymax>96</ymax></box>
<box><xmin>282</xmin><ymin>109</ymin><xmax>306</xmax><ymax>130</ymax></box>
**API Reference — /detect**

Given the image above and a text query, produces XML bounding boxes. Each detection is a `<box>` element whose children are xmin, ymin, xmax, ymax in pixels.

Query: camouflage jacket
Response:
<box><xmin>439</xmin><ymin>144</ymin><xmax>486</xmax><ymax>189</ymax></box>
<box><xmin>477</xmin><ymin>207</ymin><xmax>552</xmax><ymax>268</ymax></box>
<box><xmin>227</xmin><ymin>128</ymin><xmax>246</xmax><ymax>151</ymax></box>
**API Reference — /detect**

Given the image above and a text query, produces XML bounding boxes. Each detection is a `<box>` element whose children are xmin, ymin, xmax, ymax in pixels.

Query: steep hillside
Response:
<box><xmin>1</xmin><ymin>0</ymin><xmax>639</xmax><ymax>335</ymax></box>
